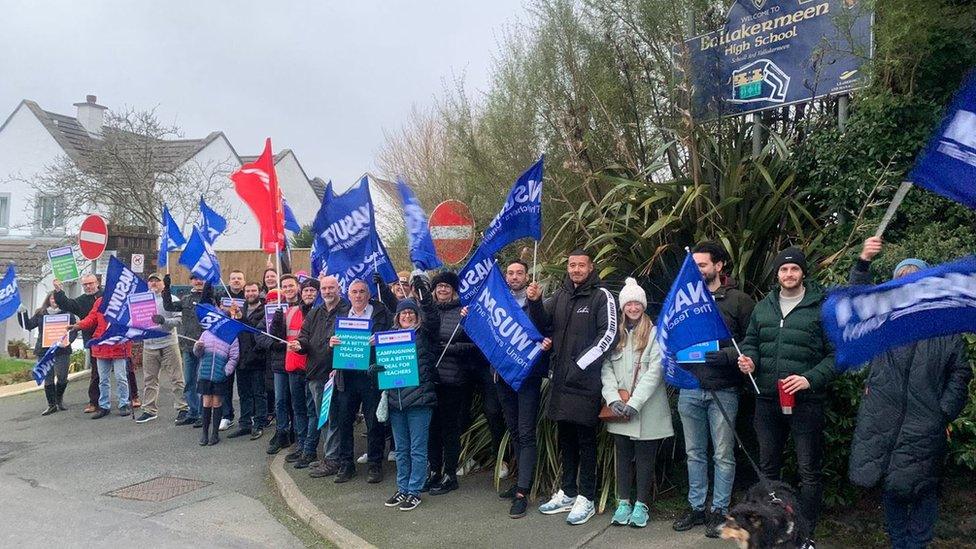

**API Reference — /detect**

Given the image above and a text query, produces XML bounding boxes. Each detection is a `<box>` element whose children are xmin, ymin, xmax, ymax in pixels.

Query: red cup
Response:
<box><xmin>778</xmin><ymin>379</ymin><xmax>795</xmax><ymax>415</ymax></box>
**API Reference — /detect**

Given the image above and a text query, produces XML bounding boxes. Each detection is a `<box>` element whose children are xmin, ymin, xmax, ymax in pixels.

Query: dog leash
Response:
<box><xmin>707</xmin><ymin>389</ymin><xmax>775</xmax><ymax>496</ymax></box>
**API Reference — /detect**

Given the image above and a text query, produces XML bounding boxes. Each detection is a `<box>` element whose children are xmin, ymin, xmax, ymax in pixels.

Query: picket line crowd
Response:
<box><xmin>16</xmin><ymin>237</ymin><xmax>971</xmax><ymax>549</ymax></box>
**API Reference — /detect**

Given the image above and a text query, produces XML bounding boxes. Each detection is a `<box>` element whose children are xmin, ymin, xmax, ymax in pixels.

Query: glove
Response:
<box><xmin>163</xmin><ymin>274</ymin><xmax>171</xmax><ymax>288</ymax></box>
<box><xmin>609</xmin><ymin>400</ymin><xmax>628</xmax><ymax>416</ymax></box>
<box><xmin>413</xmin><ymin>276</ymin><xmax>430</xmax><ymax>301</ymax></box>
<box><xmin>622</xmin><ymin>404</ymin><xmax>638</xmax><ymax>418</ymax></box>
<box><xmin>151</xmin><ymin>314</ymin><xmax>166</xmax><ymax>326</ymax></box>
<box><xmin>704</xmin><ymin>350</ymin><xmax>733</xmax><ymax>369</ymax></box>
<box><xmin>367</xmin><ymin>363</ymin><xmax>386</xmax><ymax>375</ymax></box>
<box><xmin>373</xmin><ymin>272</ymin><xmax>384</xmax><ymax>287</ymax></box>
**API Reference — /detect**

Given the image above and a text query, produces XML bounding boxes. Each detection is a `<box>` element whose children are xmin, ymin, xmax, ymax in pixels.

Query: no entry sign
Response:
<box><xmin>429</xmin><ymin>200</ymin><xmax>475</xmax><ymax>265</ymax></box>
<box><xmin>78</xmin><ymin>215</ymin><xmax>108</xmax><ymax>260</ymax></box>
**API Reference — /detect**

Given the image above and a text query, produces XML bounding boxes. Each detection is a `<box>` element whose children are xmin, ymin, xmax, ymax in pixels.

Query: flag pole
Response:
<box><xmin>217</xmin><ymin>277</ymin><xmax>232</xmax><ymax>299</ymax></box>
<box><xmin>433</xmin><ymin>321</ymin><xmax>462</xmax><ymax>370</ymax></box>
<box><xmin>731</xmin><ymin>338</ymin><xmax>760</xmax><ymax>395</ymax></box>
<box><xmin>275</xmin><ymin>242</ymin><xmax>282</xmax><ymax>282</ymax></box>
<box><xmin>532</xmin><ymin>240</ymin><xmax>539</xmax><ymax>284</ymax></box>
<box><xmin>874</xmin><ymin>181</ymin><xmax>913</xmax><ymax>238</ymax></box>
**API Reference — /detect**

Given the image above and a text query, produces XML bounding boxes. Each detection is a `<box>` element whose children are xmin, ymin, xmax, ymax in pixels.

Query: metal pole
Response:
<box><xmin>838</xmin><ymin>94</ymin><xmax>850</xmax><ymax>133</ymax></box>
<box><xmin>752</xmin><ymin>114</ymin><xmax>763</xmax><ymax>158</ymax></box>
<box><xmin>875</xmin><ymin>181</ymin><xmax>913</xmax><ymax>238</ymax></box>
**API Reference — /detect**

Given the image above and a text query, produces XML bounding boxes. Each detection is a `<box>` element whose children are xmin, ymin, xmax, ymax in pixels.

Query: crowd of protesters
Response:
<box><xmin>18</xmin><ymin>238</ymin><xmax>971</xmax><ymax>549</ymax></box>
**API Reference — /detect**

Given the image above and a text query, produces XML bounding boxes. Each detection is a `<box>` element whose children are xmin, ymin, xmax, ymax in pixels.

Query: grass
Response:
<box><xmin>0</xmin><ymin>357</ymin><xmax>33</xmax><ymax>386</ymax></box>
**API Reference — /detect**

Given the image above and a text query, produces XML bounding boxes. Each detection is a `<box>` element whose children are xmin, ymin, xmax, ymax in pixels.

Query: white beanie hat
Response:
<box><xmin>618</xmin><ymin>277</ymin><xmax>647</xmax><ymax>310</ymax></box>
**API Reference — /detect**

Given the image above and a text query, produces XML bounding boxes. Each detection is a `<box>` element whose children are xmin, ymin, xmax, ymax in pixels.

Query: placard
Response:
<box><xmin>127</xmin><ymin>291</ymin><xmax>158</xmax><ymax>329</ymax></box>
<box><xmin>676</xmin><ymin>340</ymin><xmax>720</xmax><ymax>363</ymax></box>
<box><xmin>264</xmin><ymin>303</ymin><xmax>288</xmax><ymax>331</ymax></box>
<box><xmin>375</xmin><ymin>329</ymin><xmax>419</xmax><ymax>390</ymax></box>
<box><xmin>48</xmin><ymin>246</ymin><xmax>79</xmax><ymax>281</ymax></box>
<box><xmin>220</xmin><ymin>297</ymin><xmax>245</xmax><ymax>309</ymax></box>
<box><xmin>333</xmin><ymin>317</ymin><xmax>373</xmax><ymax>370</ymax></box>
<box><xmin>41</xmin><ymin>313</ymin><xmax>71</xmax><ymax>348</ymax></box>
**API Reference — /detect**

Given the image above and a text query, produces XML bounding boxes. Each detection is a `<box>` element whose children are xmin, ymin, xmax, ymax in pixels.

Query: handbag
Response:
<box><xmin>376</xmin><ymin>391</ymin><xmax>389</xmax><ymax>423</ymax></box>
<box><xmin>599</xmin><ymin>357</ymin><xmax>641</xmax><ymax>423</ymax></box>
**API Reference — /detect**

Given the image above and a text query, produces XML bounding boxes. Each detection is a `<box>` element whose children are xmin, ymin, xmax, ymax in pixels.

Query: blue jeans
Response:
<box><xmin>390</xmin><ymin>406</ymin><xmax>433</xmax><ymax>496</ymax></box>
<box><xmin>288</xmin><ymin>371</ymin><xmax>309</xmax><ymax>449</ymax></box>
<box><xmin>678</xmin><ymin>388</ymin><xmax>738</xmax><ymax>512</ymax></box>
<box><xmin>182</xmin><ymin>350</ymin><xmax>201</xmax><ymax>419</ymax></box>
<box><xmin>273</xmin><ymin>371</ymin><xmax>292</xmax><ymax>432</ymax></box>
<box><xmin>883</xmin><ymin>489</ymin><xmax>939</xmax><ymax>549</ymax></box>
<box><xmin>303</xmin><ymin>379</ymin><xmax>324</xmax><ymax>457</ymax></box>
<box><xmin>96</xmin><ymin>358</ymin><xmax>129</xmax><ymax>410</ymax></box>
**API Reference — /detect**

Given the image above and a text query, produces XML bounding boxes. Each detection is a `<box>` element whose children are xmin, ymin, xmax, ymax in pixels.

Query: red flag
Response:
<box><xmin>231</xmin><ymin>138</ymin><xmax>285</xmax><ymax>253</ymax></box>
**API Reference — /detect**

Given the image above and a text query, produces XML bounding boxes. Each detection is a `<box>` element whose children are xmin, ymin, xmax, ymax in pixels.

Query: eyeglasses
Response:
<box><xmin>399</xmin><ymin>310</ymin><xmax>417</xmax><ymax>316</ymax></box>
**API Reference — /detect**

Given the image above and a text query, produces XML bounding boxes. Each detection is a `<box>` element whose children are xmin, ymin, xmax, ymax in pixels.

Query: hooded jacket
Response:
<box><xmin>75</xmin><ymin>296</ymin><xmax>132</xmax><ymax>359</ymax></box>
<box><xmin>528</xmin><ymin>271</ymin><xmax>618</xmax><ymax>426</ymax></box>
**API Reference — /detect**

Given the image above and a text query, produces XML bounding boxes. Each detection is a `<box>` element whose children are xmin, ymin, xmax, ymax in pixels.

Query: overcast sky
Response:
<box><xmin>1</xmin><ymin>0</ymin><xmax>525</xmax><ymax>189</ymax></box>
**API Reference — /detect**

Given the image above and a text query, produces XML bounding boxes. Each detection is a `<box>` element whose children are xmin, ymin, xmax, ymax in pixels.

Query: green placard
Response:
<box><xmin>333</xmin><ymin>317</ymin><xmax>373</xmax><ymax>370</ymax></box>
<box><xmin>375</xmin><ymin>329</ymin><xmax>419</xmax><ymax>390</ymax></box>
<box><xmin>48</xmin><ymin>246</ymin><xmax>79</xmax><ymax>281</ymax></box>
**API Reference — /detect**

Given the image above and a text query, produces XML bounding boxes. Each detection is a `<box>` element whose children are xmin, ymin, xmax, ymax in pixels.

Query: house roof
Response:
<box><xmin>239</xmin><ymin>150</ymin><xmax>290</xmax><ymax>165</ymax></box>
<box><xmin>0</xmin><ymin>238</ymin><xmax>65</xmax><ymax>281</ymax></box>
<box><xmin>309</xmin><ymin>177</ymin><xmax>328</xmax><ymax>202</ymax></box>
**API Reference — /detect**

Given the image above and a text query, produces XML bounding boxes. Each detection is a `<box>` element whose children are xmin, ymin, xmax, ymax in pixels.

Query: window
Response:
<box><xmin>34</xmin><ymin>194</ymin><xmax>64</xmax><ymax>232</ymax></box>
<box><xmin>0</xmin><ymin>193</ymin><xmax>9</xmax><ymax>230</ymax></box>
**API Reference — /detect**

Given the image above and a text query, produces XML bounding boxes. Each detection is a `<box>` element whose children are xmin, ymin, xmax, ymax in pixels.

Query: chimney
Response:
<box><xmin>73</xmin><ymin>94</ymin><xmax>107</xmax><ymax>136</ymax></box>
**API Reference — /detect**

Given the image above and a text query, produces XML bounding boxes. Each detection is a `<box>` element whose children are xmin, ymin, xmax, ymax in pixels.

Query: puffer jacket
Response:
<box><xmin>296</xmin><ymin>298</ymin><xmax>351</xmax><ymax>382</ymax></box>
<box><xmin>528</xmin><ymin>271</ymin><xmax>618</xmax><ymax>426</ymax></box>
<box><xmin>18</xmin><ymin>309</ymin><xmax>78</xmax><ymax>356</ymax></box>
<box><xmin>739</xmin><ymin>280</ymin><xmax>835</xmax><ymax>401</ymax></box>
<box><xmin>388</xmin><ymin>296</ymin><xmax>441</xmax><ymax>411</ymax></box>
<box><xmin>75</xmin><ymin>297</ymin><xmax>131</xmax><ymax>359</ymax></box>
<box><xmin>194</xmin><ymin>330</ymin><xmax>239</xmax><ymax>383</ymax></box>
<box><xmin>434</xmin><ymin>299</ymin><xmax>481</xmax><ymax>386</ymax></box>
<box><xmin>847</xmin><ymin>259</ymin><xmax>973</xmax><ymax>500</ymax></box>
<box><xmin>683</xmin><ymin>276</ymin><xmax>755</xmax><ymax>390</ymax></box>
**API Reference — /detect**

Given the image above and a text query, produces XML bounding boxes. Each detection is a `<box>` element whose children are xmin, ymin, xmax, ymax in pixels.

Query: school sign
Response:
<box><xmin>682</xmin><ymin>0</ymin><xmax>873</xmax><ymax>118</ymax></box>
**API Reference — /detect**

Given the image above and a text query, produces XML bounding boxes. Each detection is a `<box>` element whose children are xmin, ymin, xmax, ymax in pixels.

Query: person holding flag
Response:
<box><xmin>737</xmin><ymin>247</ymin><xmax>835</xmax><ymax>548</ymax></box>
<box><xmin>135</xmin><ymin>273</ymin><xmax>188</xmax><ymax>425</ymax></box>
<box><xmin>17</xmin><ymin>292</ymin><xmax>78</xmax><ymax>416</ymax></box>
<box><xmin>192</xmin><ymin>315</ymin><xmax>240</xmax><ymax>446</ymax></box>
<box><xmin>162</xmin><ymin>272</ymin><xmax>214</xmax><ymax>427</ymax></box>
<box><xmin>68</xmin><ymin>295</ymin><xmax>134</xmax><ymax>419</ymax></box>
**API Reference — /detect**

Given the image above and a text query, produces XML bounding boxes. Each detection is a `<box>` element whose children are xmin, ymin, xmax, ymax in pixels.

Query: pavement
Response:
<box><xmin>0</xmin><ymin>377</ymin><xmax>313</xmax><ymax>548</ymax></box>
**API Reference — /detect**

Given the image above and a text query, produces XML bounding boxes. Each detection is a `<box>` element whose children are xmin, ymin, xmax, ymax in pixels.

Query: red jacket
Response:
<box><xmin>76</xmin><ymin>297</ymin><xmax>132</xmax><ymax>359</ymax></box>
<box><xmin>284</xmin><ymin>305</ymin><xmax>307</xmax><ymax>372</ymax></box>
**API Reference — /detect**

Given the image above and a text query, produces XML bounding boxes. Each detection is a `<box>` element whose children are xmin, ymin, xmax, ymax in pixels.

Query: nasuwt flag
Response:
<box><xmin>198</xmin><ymin>197</ymin><xmax>228</xmax><ymax>245</ymax></box>
<box><xmin>457</xmin><ymin>242</ymin><xmax>495</xmax><ymax>305</ymax></box>
<box><xmin>32</xmin><ymin>337</ymin><xmax>64</xmax><ymax>385</ymax></box>
<box><xmin>317</xmin><ymin>377</ymin><xmax>335</xmax><ymax>429</ymax></box>
<box><xmin>909</xmin><ymin>70</ymin><xmax>976</xmax><ymax>209</ymax></box>
<box><xmin>196</xmin><ymin>303</ymin><xmax>264</xmax><ymax>345</ymax></box>
<box><xmin>231</xmin><ymin>138</ymin><xmax>286</xmax><ymax>253</ymax></box>
<box><xmin>98</xmin><ymin>256</ymin><xmax>150</xmax><ymax>326</ymax></box>
<box><xmin>656</xmin><ymin>253</ymin><xmax>732</xmax><ymax>389</ymax></box>
<box><xmin>283</xmin><ymin>199</ymin><xmax>301</xmax><ymax>233</ymax></box>
<box><xmin>158</xmin><ymin>205</ymin><xmax>186</xmax><ymax>268</ymax></box>
<box><xmin>313</xmin><ymin>176</ymin><xmax>377</xmax><ymax>277</ymax></box>
<box><xmin>334</xmin><ymin>235</ymin><xmax>399</xmax><ymax>296</ymax></box>
<box><xmin>0</xmin><ymin>264</ymin><xmax>21</xmax><ymax>322</ymax></box>
<box><xmin>396</xmin><ymin>177</ymin><xmax>442</xmax><ymax>270</ymax></box>
<box><xmin>823</xmin><ymin>255</ymin><xmax>976</xmax><ymax>369</ymax></box>
<box><xmin>87</xmin><ymin>323</ymin><xmax>168</xmax><ymax>347</ymax></box>
<box><xmin>480</xmin><ymin>156</ymin><xmax>543</xmax><ymax>257</ymax></box>
<box><xmin>179</xmin><ymin>226</ymin><xmax>222</xmax><ymax>284</ymax></box>
<box><xmin>310</xmin><ymin>181</ymin><xmax>333</xmax><ymax>277</ymax></box>
<box><xmin>463</xmin><ymin>263</ymin><xmax>545</xmax><ymax>391</ymax></box>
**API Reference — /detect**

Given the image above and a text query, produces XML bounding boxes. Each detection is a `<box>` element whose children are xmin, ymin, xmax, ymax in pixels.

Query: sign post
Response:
<box><xmin>429</xmin><ymin>200</ymin><xmax>476</xmax><ymax>265</ymax></box>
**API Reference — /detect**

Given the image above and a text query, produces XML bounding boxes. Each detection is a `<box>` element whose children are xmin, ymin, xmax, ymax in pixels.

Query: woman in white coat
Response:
<box><xmin>601</xmin><ymin>277</ymin><xmax>673</xmax><ymax>528</ymax></box>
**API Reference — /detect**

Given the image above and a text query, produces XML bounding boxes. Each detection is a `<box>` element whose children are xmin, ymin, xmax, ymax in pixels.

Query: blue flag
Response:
<box><xmin>823</xmin><ymin>255</ymin><xmax>976</xmax><ymax>370</ymax></box>
<box><xmin>198</xmin><ymin>197</ymin><xmax>227</xmax><ymax>245</ymax></box>
<box><xmin>479</xmin><ymin>156</ymin><xmax>543</xmax><ymax>257</ymax></box>
<box><xmin>0</xmin><ymin>264</ymin><xmax>21</xmax><ymax>322</ymax></box>
<box><xmin>98</xmin><ymin>256</ymin><xmax>150</xmax><ymax>325</ymax></box>
<box><xmin>314</xmin><ymin>176</ymin><xmax>377</xmax><ymax>277</ymax></box>
<box><xmin>283</xmin><ymin>199</ymin><xmax>301</xmax><ymax>233</ymax></box>
<box><xmin>334</xmin><ymin>236</ymin><xmax>399</xmax><ymax>296</ymax></box>
<box><xmin>909</xmin><ymin>70</ymin><xmax>976</xmax><ymax>209</ymax></box>
<box><xmin>32</xmin><ymin>342</ymin><xmax>64</xmax><ymax>385</ymax></box>
<box><xmin>655</xmin><ymin>253</ymin><xmax>733</xmax><ymax>389</ymax></box>
<box><xmin>179</xmin><ymin>227</ymin><xmax>222</xmax><ymax>284</ymax></box>
<box><xmin>463</xmin><ymin>264</ymin><xmax>545</xmax><ymax>391</ymax></box>
<box><xmin>195</xmin><ymin>303</ymin><xmax>264</xmax><ymax>345</ymax></box>
<box><xmin>396</xmin><ymin>178</ymin><xmax>442</xmax><ymax>270</ymax></box>
<box><xmin>317</xmin><ymin>377</ymin><xmax>334</xmax><ymax>429</ymax></box>
<box><xmin>457</xmin><ymin>243</ymin><xmax>496</xmax><ymax>305</ymax></box>
<box><xmin>158</xmin><ymin>205</ymin><xmax>186</xmax><ymax>268</ymax></box>
<box><xmin>310</xmin><ymin>181</ymin><xmax>333</xmax><ymax>277</ymax></box>
<box><xmin>87</xmin><ymin>323</ymin><xmax>168</xmax><ymax>347</ymax></box>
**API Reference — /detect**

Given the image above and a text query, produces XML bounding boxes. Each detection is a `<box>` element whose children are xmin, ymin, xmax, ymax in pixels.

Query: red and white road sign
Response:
<box><xmin>78</xmin><ymin>215</ymin><xmax>108</xmax><ymax>260</ymax></box>
<box><xmin>429</xmin><ymin>200</ymin><xmax>475</xmax><ymax>265</ymax></box>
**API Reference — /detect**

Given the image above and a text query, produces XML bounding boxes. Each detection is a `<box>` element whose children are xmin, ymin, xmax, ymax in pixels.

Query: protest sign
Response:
<box><xmin>41</xmin><ymin>314</ymin><xmax>71</xmax><ymax>348</ymax></box>
<box><xmin>676</xmin><ymin>340</ymin><xmax>719</xmax><ymax>364</ymax></box>
<box><xmin>127</xmin><ymin>292</ymin><xmax>158</xmax><ymax>329</ymax></box>
<box><xmin>333</xmin><ymin>317</ymin><xmax>373</xmax><ymax>371</ymax></box>
<box><xmin>220</xmin><ymin>297</ymin><xmax>245</xmax><ymax>309</ymax></box>
<box><xmin>375</xmin><ymin>329</ymin><xmax>419</xmax><ymax>390</ymax></box>
<box><xmin>48</xmin><ymin>246</ymin><xmax>79</xmax><ymax>281</ymax></box>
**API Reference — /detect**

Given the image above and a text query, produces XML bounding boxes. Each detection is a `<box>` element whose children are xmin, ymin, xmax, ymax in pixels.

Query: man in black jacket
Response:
<box><xmin>848</xmin><ymin>237</ymin><xmax>972</xmax><ymax>549</ymax></box>
<box><xmin>528</xmin><ymin>249</ymin><xmax>617</xmax><ymax>526</ymax></box>
<box><xmin>162</xmin><ymin>272</ymin><xmax>212</xmax><ymax>426</ymax></box>
<box><xmin>227</xmin><ymin>282</ymin><xmax>267</xmax><ymax>440</ymax></box>
<box><xmin>294</xmin><ymin>275</ymin><xmax>350</xmax><ymax>475</ymax></box>
<box><xmin>673</xmin><ymin>241</ymin><xmax>756</xmax><ymax>537</ymax></box>
<box><xmin>53</xmin><ymin>274</ymin><xmax>104</xmax><ymax>413</ymax></box>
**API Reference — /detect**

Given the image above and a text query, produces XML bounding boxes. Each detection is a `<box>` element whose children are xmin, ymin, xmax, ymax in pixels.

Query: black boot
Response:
<box><xmin>421</xmin><ymin>471</ymin><xmax>442</xmax><ymax>493</ymax></box>
<box><xmin>55</xmin><ymin>382</ymin><xmax>68</xmax><ymax>410</ymax></box>
<box><xmin>41</xmin><ymin>385</ymin><xmax>58</xmax><ymax>416</ymax></box>
<box><xmin>200</xmin><ymin>407</ymin><xmax>212</xmax><ymax>446</ymax></box>
<box><xmin>430</xmin><ymin>474</ymin><xmax>458</xmax><ymax>496</ymax></box>
<box><xmin>209</xmin><ymin>406</ymin><xmax>221</xmax><ymax>445</ymax></box>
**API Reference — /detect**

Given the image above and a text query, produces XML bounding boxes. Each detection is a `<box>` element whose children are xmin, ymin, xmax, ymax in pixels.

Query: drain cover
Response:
<box><xmin>106</xmin><ymin>476</ymin><xmax>211</xmax><ymax>502</ymax></box>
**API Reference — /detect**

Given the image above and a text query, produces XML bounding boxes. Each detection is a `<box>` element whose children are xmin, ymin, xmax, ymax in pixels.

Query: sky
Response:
<box><xmin>0</xmin><ymin>0</ymin><xmax>526</xmax><ymax>189</ymax></box>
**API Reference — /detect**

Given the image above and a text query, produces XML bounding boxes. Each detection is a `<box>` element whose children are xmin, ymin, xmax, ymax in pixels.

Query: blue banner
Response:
<box><xmin>179</xmin><ymin>227</ymin><xmax>222</xmax><ymax>284</ymax></box>
<box><xmin>396</xmin><ymin>178</ymin><xmax>443</xmax><ymax>270</ymax></box>
<box><xmin>87</xmin><ymin>323</ymin><xmax>168</xmax><ymax>347</ymax></box>
<box><xmin>655</xmin><ymin>253</ymin><xmax>733</xmax><ymax>389</ymax></box>
<box><xmin>31</xmin><ymin>342</ymin><xmax>60</xmax><ymax>385</ymax></box>
<box><xmin>463</xmin><ymin>263</ymin><xmax>545</xmax><ymax>392</ymax></box>
<box><xmin>196</xmin><ymin>303</ymin><xmax>264</xmax><ymax>345</ymax></box>
<box><xmin>98</xmin><ymin>256</ymin><xmax>150</xmax><ymax>326</ymax></box>
<box><xmin>313</xmin><ymin>176</ymin><xmax>378</xmax><ymax>277</ymax></box>
<box><xmin>909</xmin><ymin>71</ymin><xmax>976</xmax><ymax>209</ymax></box>
<box><xmin>823</xmin><ymin>255</ymin><xmax>976</xmax><ymax>370</ymax></box>
<box><xmin>457</xmin><ymin>240</ymin><xmax>496</xmax><ymax>305</ymax></box>
<box><xmin>310</xmin><ymin>181</ymin><xmax>333</xmax><ymax>277</ymax></box>
<box><xmin>198</xmin><ymin>197</ymin><xmax>227</xmax><ymax>245</ymax></box>
<box><xmin>480</xmin><ymin>156</ymin><xmax>543</xmax><ymax>257</ymax></box>
<box><xmin>317</xmin><ymin>377</ymin><xmax>334</xmax><ymax>429</ymax></box>
<box><xmin>158</xmin><ymin>205</ymin><xmax>186</xmax><ymax>268</ymax></box>
<box><xmin>0</xmin><ymin>264</ymin><xmax>21</xmax><ymax>322</ymax></box>
<box><xmin>682</xmin><ymin>0</ymin><xmax>872</xmax><ymax>119</ymax></box>
<box><xmin>283</xmin><ymin>198</ymin><xmax>301</xmax><ymax>233</ymax></box>
<box><xmin>334</xmin><ymin>236</ymin><xmax>399</xmax><ymax>296</ymax></box>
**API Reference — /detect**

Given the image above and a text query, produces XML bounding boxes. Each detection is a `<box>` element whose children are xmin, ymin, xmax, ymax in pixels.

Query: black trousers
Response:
<box><xmin>429</xmin><ymin>384</ymin><xmax>467</xmax><ymax>475</ymax></box>
<box><xmin>614</xmin><ymin>435</ymin><xmax>660</xmax><ymax>504</ymax></box>
<box><xmin>558</xmin><ymin>420</ymin><xmax>598</xmax><ymax>500</ymax></box>
<box><xmin>460</xmin><ymin>365</ymin><xmax>507</xmax><ymax>462</ymax></box>
<box><xmin>754</xmin><ymin>397</ymin><xmax>825</xmax><ymax>536</ymax></box>
<box><xmin>236</xmin><ymin>368</ymin><xmax>267</xmax><ymax>429</ymax></box>
<box><xmin>496</xmin><ymin>375</ymin><xmax>541</xmax><ymax>493</ymax></box>
<box><xmin>336</xmin><ymin>371</ymin><xmax>384</xmax><ymax>467</ymax></box>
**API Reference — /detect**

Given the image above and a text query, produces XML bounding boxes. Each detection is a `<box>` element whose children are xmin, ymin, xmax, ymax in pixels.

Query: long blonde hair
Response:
<box><xmin>616</xmin><ymin>311</ymin><xmax>652</xmax><ymax>355</ymax></box>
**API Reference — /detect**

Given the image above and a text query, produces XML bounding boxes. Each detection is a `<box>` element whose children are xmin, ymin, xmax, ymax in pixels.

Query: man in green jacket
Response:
<box><xmin>737</xmin><ymin>247</ymin><xmax>835</xmax><ymax>549</ymax></box>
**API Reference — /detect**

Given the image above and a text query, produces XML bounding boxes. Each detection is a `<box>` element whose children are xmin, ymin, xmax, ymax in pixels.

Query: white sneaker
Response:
<box><xmin>566</xmin><ymin>496</ymin><xmax>595</xmax><ymax>525</ymax></box>
<box><xmin>387</xmin><ymin>451</ymin><xmax>396</xmax><ymax>462</ymax></box>
<box><xmin>456</xmin><ymin>458</ymin><xmax>478</xmax><ymax>476</ymax></box>
<box><xmin>356</xmin><ymin>452</ymin><xmax>368</xmax><ymax>464</ymax></box>
<box><xmin>219</xmin><ymin>418</ymin><xmax>233</xmax><ymax>431</ymax></box>
<box><xmin>538</xmin><ymin>490</ymin><xmax>575</xmax><ymax>515</ymax></box>
<box><xmin>498</xmin><ymin>461</ymin><xmax>509</xmax><ymax>480</ymax></box>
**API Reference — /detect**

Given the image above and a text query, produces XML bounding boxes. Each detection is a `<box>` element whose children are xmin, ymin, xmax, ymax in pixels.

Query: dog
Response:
<box><xmin>720</xmin><ymin>481</ymin><xmax>805</xmax><ymax>548</ymax></box>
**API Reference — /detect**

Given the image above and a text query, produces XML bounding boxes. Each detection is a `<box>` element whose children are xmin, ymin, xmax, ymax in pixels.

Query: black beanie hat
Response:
<box><xmin>431</xmin><ymin>271</ymin><xmax>460</xmax><ymax>292</ymax></box>
<box><xmin>300</xmin><ymin>277</ymin><xmax>320</xmax><ymax>291</ymax></box>
<box><xmin>772</xmin><ymin>246</ymin><xmax>807</xmax><ymax>274</ymax></box>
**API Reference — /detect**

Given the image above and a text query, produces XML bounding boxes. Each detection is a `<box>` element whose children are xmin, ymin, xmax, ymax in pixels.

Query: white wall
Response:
<box><xmin>276</xmin><ymin>151</ymin><xmax>319</xmax><ymax>230</ymax></box>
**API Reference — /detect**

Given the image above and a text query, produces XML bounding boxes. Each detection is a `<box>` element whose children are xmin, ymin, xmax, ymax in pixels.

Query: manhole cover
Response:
<box><xmin>105</xmin><ymin>476</ymin><xmax>211</xmax><ymax>502</ymax></box>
